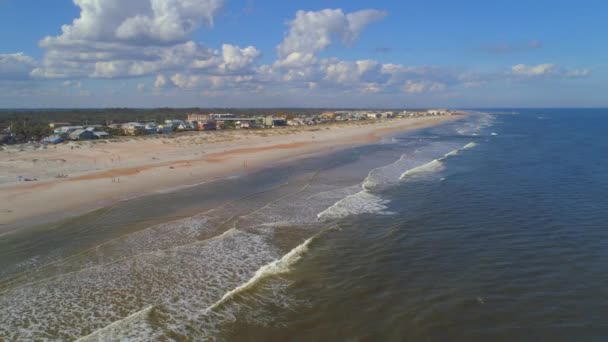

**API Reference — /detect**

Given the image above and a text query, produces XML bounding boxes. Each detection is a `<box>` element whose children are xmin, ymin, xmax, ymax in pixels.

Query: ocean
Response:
<box><xmin>1</xmin><ymin>109</ymin><xmax>608</xmax><ymax>341</ymax></box>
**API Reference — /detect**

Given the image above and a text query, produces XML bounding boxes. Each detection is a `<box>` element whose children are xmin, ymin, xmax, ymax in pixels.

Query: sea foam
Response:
<box><xmin>204</xmin><ymin>235</ymin><xmax>315</xmax><ymax>313</ymax></box>
<box><xmin>463</xmin><ymin>142</ymin><xmax>477</xmax><ymax>150</ymax></box>
<box><xmin>399</xmin><ymin>159</ymin><xmax>445</xmax><ymax>179</ymax></box>
<box><xmin>317</xmin><ymin>189</ymin><xmax>391</xmax><ymax>220</ymax></box>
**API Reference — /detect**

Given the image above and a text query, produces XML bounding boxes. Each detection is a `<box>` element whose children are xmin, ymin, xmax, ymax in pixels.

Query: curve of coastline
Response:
<box><xmin>0</xmin><ymin>115</ymin><xmax>463</xmax><ymax>231</ymax></box>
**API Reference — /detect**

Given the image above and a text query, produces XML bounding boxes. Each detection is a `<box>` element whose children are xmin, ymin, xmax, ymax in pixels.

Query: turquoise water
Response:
<box><xmin>2</xmin><ymin>110</ymin><xmax>607</xmax><ymax>341</ymax></box>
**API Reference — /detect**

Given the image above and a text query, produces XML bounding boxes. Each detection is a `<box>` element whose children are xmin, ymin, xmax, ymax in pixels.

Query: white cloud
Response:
<box><xmin>321</xmin><ymin>59</ymin><xmax>388</xmax><ymax>86</ymax></box>
<box><xmin>565</xmin><ymin>68</ymin><xmax>591</xmax><ymax>77</ymax></box>
<box><xmin>0</xmin><ymin>53</ymin><xmax>36</xmax><ymax>79</ymax></box>
<box><xmin>277</xmin><ymin>9</ymin><xmax>386</xmax><ymax>59</ymax></box>
<box><xmin>10</xmin><ymin>3</ymin><xmax>594</xmax><ymax>106</ymax></box>
<box><xmin>403</xmin><ymin>80</ymin><xmax>446</xmax><ymax>93</ymax></box>
<box><xmin>511</xmin><ymin>63</ymin><xmax>591</xmax><ymax>79</ymax></box>
<box><xmin>511</xmin><ymin>63</ymin><xmax>556</xmax><ymax>77</ymax></box>
<box><xmin>26</xmin><ymin>5</ymin><xmax>459</xmax><ymax>97</ymax></box>
<box><xmin>171</xmin><ymin>73</ymin><xmax>201</xmax><ymax>89</ymax></box>
<box><xmin>33</xmin><ymin>0</ymin><xmax>228</xmax><ymax>79</ymax></box>
<box><xmin>40</xmin><ymin>0</ymin><xmax>223</xmax><ymax>47</ymax></box>
<box><xmin>362</xmin><ymin>84</ymin><xmax>381</xmax><ymax>93</ymax></box>
<box><xmin>62</xmin><ymin>80</ymin><xmax>82</xmax><ymax>88</ymax></box>
<box><xmin>154</xmin><ymin>74</ymin><xmax>167</xmax><ymax>88</ymax></box>
<box><xmin>220</xmin><ymin>44</ymin><xmax>261</xmax><ymax>72</ymax></box>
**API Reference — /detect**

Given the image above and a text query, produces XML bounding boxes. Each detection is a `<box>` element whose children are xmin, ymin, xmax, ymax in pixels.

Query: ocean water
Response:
<box><xmin>2</xmin><ymin>109</ymin><xmax>608</xmax><ymax>341</ymax></box>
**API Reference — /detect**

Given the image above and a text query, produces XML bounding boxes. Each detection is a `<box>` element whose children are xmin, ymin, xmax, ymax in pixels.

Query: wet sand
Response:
<box><xmin>0</xmin><ymin>116</ymin><xmax>460</xmax><ymax>230</ymax></box>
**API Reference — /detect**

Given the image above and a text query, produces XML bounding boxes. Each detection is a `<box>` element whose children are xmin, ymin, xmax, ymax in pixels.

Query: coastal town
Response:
<box><xmin>0</xmin><ymin>109</ymin><xmax>458</xmax><ymax>145</ymax></box>
<box><xmin>0</xmin><ymin>110</ymin><xmax>460</xmax><ymax>224</ymax></box>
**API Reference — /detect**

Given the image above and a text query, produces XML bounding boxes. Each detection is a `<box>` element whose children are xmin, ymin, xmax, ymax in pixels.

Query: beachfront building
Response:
<box><xmin>187</xmin><ymin>113</ymin><xmax>209</xmax><ymax>122</ymax></box>
<box><xmin>200</xmin><ymin>121</ymin><xmax>217</xmax><ymax>130</ymax></box>
<box><xmin>427</xmin><ymin>109</ymin><xmax>449</xmax><ymax>116</ymax></box>
<box><xmin>320</xmin><ymin>112</ymin><xmax>336</xmax><ymax>120</ymax></box>
<box><xmin>122</xmin><ymin>122</ymin><xmax>146</xmax><ymax>135</ymax></box>
<box><xmin>263</xmin><ymin>116</ymin><xmax>287</xmax><ymax>128</ymax></box>
<box><xmin>42</xmin><ymin>135</ymin><xmax>64</xmax><ymax>144</ymax></box>
<box><xmin>68</xmin><ymin>129</ymin><xmax>96</xmax><ymax>141</ymax></box>
<box><xmin>93</xmin><ymin>131</ymin><xmax>111</xmax><ymax>139</ymax></box>
<box><xmin>239</xmin><ymin>120</ymin><xmax>261</xmax><ymax>129</ymax></box>
<box><xmin>54</xmin><ymin>126</ymin><xmax>84</xmax><ymax>135</ymax></box>
<box><xmin>287</xmin><ymin>118</ymin><xmax>306</xmax><ymax>126</ymax></box>
<box><xmin>210</xmin><ymin>113</ymin><xmax>237</xmax><ymax>120</ymax></box>
<box><xmin>163</xmin><ymin>120</ymin><xmax>188</xmax><ymax>131</ymax></box>
<box><xmin>144</xmin><ymin>122</ymin><xmax>159</xmax><ymax>134</ymax></box>
<box><xmin>157</xmin><ymin>124</ymin><xmax>173</xmax><ymax>134</ymax></box>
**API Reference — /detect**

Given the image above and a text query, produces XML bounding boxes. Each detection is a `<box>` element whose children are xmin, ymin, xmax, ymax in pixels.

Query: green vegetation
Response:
<box><xmin>5</xmin><ymin>118</ymin><xmax>53</xmax><ymax>142</ymax></box>
<box><xmin>0</xmin><ymin>107</ymin><xmax>409</xmax><ymax>143</ymax></box>
<box><xmin>0</xmin><ymin>108</ymin><xmax>309</xmax><ymax>142</ymax></box>
<box><xmin>0</xmin><ymin>108</ymin><xmax>341</xmax><ymax>127</ymax></box>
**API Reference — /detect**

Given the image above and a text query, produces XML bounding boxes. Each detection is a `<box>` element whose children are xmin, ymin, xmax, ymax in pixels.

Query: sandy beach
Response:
<box><xmin>0</xmin><ymin>115</ymin><xmax>459</xmax><ymax>230</ymax></box>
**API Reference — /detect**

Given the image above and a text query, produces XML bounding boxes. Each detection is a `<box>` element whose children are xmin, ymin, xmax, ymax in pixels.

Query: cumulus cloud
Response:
<box><xmin>40</xmin><ymin>0</ymin><xmax>223</xmax><ymax>47</ymax></box>
<box><xmin>219</xmin><ymin>44</ymin><xmax>261</xmax><ymax>72</ymax></box>
<box><xmin>265</xmin><ymin>9</ymin><xmax>410</xmax><ymax>94</ymax></box>
<box><xmin>510</xmin><ymin>63</ymin><xmax>590</xmax><ymax>79</ymax></box>
<box><xmin>511</xmin><ymin>63</ymin><xmax>556</xmax><ymax>77</ymax></box>
<box><xmin>171</xmin><ymin>73</ymin><xmax>202</xmax><ymax>89</ymax></box>
<box><xmin>317</xmin><ymin>59</ymin><xmax>390</xmax><ymax>87</ymax></box>
<box><xmin>33</xmin><ymin>0</ymin><xmax>246</xmax><ymax>79</ymax></box>
<box><xmin>0</xmin><ymin>53</ymin><xmax>36</xmax><ymax>79</ymax></box>
<box><xmin>565</xmin><ymin>68</ymin><xmax>591</xmax><ymax>78</ymax></box>
<box><xmin>14</xmin><ymin>3</ymin><xmax>594</xmax><ymax>104</ymax></box>
<box><xmin>403</xmin><ymin>80</ymin><xmax>446</xmax><ymax>93</ymax></box>
<box><xmin>277</xmin><ymin>9</ymin><xmax>386</xmax><ymax>60</ymax></box>
<box><xmin>23</xmin><ymin>5</ymin><xmax>463</xmax><ymax>96</ymax></box>
<box><xmin>154</xmin><ymin>74</ymin><xmax>167</xmax><ymax>88</ymax></box>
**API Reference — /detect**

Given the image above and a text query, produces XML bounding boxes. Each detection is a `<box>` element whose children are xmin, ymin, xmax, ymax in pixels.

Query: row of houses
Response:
<box><xmin>186</xmin><ymin>113</ymin><xmax>287</xmax><ymax>129</ymax></box>
<box><xmin>184</xmin><ymin>110</ymin><xmax>453</xmax><ymax>129</ymax></box>
<box><xmin>7</xmin><ymin>109</ymin><xmax>456</xmax><ymax>146</ymax></box>
<box><xmin>400</xmin><ymin>109</ymin><xmax>452</xmax><ymax>117</ymax></box>
<box><xmin>43</xmin><ymin>125</ymin><xmax>112</xmax><ymax>144</ymax></box>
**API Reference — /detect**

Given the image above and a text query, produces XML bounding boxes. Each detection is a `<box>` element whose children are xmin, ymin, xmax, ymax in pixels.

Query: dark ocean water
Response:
<box><xmin>218</xmin><ymin>109</ymin><xmax>608</xmax><ymax>342</ymax></box>
<box><xmin>1</xmin><ymin>109</ymin><xmax>608</xmax><ymax>341</ymax></box>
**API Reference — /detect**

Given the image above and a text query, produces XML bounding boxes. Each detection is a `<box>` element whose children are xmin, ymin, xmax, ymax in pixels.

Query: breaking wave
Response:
<box><xmin>463</xmin><ymin>142</ymin><xmax>477</xmax><ymax>150</ymax></box>
<box><xmin>205</xmin><ymin>235</ymin><xmax>316</xmax><ymax>314</ymax></box>
<box><xmin>76</xmin><ymin>306</ymin><xmax>155</xmax><ymax>342</ymax></box>
<box><xmin>317</xmin><ymin>189</ymin><xmax>392</xmax><ymax>220</ymax></box>
<box><xmin>400</xmin><ymin>159</ymin><xmax>445</xmax><ymax>179</ymax></box>
<box><xmin>0</xmin><ymin>117</ymin><xmax>487</xmax><ymax>341</ymax></box>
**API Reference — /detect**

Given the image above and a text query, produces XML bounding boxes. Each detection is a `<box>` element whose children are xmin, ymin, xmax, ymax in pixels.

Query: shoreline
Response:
<box><xmin>0</xmin><ymin>115</ymin><xmax>463</xmax><ymax>232</ymax></box>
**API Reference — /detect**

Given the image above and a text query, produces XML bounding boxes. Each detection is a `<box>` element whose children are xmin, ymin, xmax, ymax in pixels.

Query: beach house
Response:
<box><xmin>321</xmin><ymin>112</ymin><xmax>336</xmax><ymax>120</ymax></box>
<box><xmin>93</xmin><ymin>131</ymin><xmax>111</xmax><ymax>139</ymax></box>
<box><xmin>0</xmin><ymin>133</ymin><xmax>16</xmax><ymax>145</ymax></box>
<box><xmin>68</xmin><ymin>129</ymin><xmax>96</xmax><ymax>141</ymax></box>
<box><xmin>43</xmin><ymin>135</ymin><xmax>64</xmax><ymax>144</ymax></box>
<box><xmin>187</xmin><ymin>113</ymin><xmax>209</xmax><ymax>122</ymax></box>
<box><xmin>122</xmin><ymin>122</ymin><xmax>146</xmax><ymax>135</ymax></box>
<box><xmin>54</xmin><ymin>126</ymin><xmax>84</xmax><ymax>135</ymax></box>
<box><xmin>263</xmin><ymin>116</ymin><xmax>287</xmax><ymax>128</ymax></box>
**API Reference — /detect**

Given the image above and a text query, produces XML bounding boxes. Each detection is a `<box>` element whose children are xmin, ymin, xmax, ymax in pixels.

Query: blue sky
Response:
<box><xmin>0</xmin><ymin>0</ymin><xmax>605</xmax><ymax>108</ymax></box>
